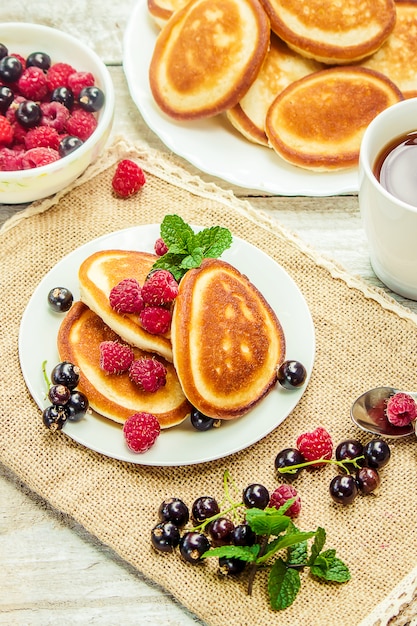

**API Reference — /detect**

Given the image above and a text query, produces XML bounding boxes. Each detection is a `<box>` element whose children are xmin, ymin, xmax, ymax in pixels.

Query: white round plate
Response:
<box><xmin>123</xmin><ymin>0</ymin><xmax>358</xmax><ymax>196</ymax></box>
<box><xmin>19</xmin><ymin>225</ymin><xmax>315</xmax><ymax>466</ymax></box>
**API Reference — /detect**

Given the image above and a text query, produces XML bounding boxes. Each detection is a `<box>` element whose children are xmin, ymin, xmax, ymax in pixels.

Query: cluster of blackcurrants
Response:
<box><xmin>275</xmin><ymin>438</ymin><xmax>391</xmax><ymax>505</ymax></box>
<box><xmin>42</xmin><ymin>361</ymin><xmax>89</xmax><ymax>431</ymax></box>
<box><xmin>151</xmin><ymin>484</ymin><xmax>268</xmax><ymax>574</ymax></box>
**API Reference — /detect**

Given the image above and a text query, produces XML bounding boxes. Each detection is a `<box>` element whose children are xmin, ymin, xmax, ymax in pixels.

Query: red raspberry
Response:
<box><xmin>24</xmin><ymin>126</ymin><xmax>60</xmax><ymax>151</ymax></box>
<box><xmin>154</xmin><ymin>237</ymin><xmax>168</xmax><ymax>256</ymax></box>
<box><xmin>142</xmin><ymin>270</ymin><xmax>178</xmax><ymax>307</ymax></box>
<box><xmin>0</xmin><ymin>116</ymin><xmax>14</xmax><ymax>146</ymax></box>
<box><xmin>10</xmin><ymin>53</ymin><xmax>26</xmax><ymax>70</ymax></box>
<box><xmin>65</xmin><ymin>108</ymin><xmax>97</xmax><ymax>141</ymax></box>
<box><xmin>46</xmin><ymin>62</ymin><xmax>76</xmax><ymax>91</ymax></box>
<box><xmin>21</xmin><ymin>147</ymin><xmax>60</xmax><ymax>169</ymax></box>
<box><xmin>296</xmin><ymin>427</ymin><xmax>333</xmax><ymax>467</ymax></box>
<box><xmin>99</xmin><ymin>341</ymin><xmax>135</xmax><ymax>374</ymax></box>
<box><xmin>385</xmin><ymin>392</ymin><xmax>417</xmax><ymax>427</ymax></box>
<box><xmin>123</xmin><ymin>412</ymin><xmax>160</xmax><ymax>453</ymax></box>
<box><xmin>40</xmin><ymin>102</ymin><xmax>70</xmax><ymax>132</ymax></box>
<box><xmin>0</xmin><ymin>147</ymin><xmax>23</xmax><ymax>171</ymax></box>
<box><xmin>112</xmin><ymin>159</ymin><xmax>146</xmax><ymax>197</ymax></box>
<box><xmin>67</xmin><ymin>71</ymin><xmax>95</xmax><ymax>98</ymax></box>
<box><xmin>17</xmin><ymin>66</ymin><xmax>48</xmax><ymax>100</ymax></box>
<box><xmin>140</xmin><ymin>306</ymin><xmax>172</xmax><ymax>335</ymax></box>
<box><xmin>109</xmin><ymin>278</ymin><xmax>144</xmax><ymax>314</ymax></box>
<box><xmin>129</xmin><ymin>357</ymin><xmax>167</xmax><ymax>392</ymax></box>
<box><xmin>269</xmin><ymin>485</ymin><xmax>301</xmax><ymax>518</ymax></box>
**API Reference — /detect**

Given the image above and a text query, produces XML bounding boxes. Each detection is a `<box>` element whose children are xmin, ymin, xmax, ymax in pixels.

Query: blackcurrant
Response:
<box><xmin>66</xmin><ymin>390</ymin><xmax>89</xmax><ymax>422</ymax></box>
<box><xmin>51</xmin><ymin>86</ymin><xmax>74</xmax><ymax>110</ymax></box>
<box><xmin>15</xmin><ymin>100</ymin><xmax>42</xmax><ymax>128</ymax></box>
<box><xmin>208</xmin><ymin>517</ymin><xmax>234</xmax><ymax>546</ymax></box>
<box><xmin>218</xmin><ymin>556</ymin><xmax>246</xmax><ymax>576</ymax></box>
<box><xmin>242</xmin><ymin>483</ymin><xmax>269</xmax><ymax>509</ymax></box>
<box><xmin>42</xmin><ymin>405</ymin><xmax>68</xmax><ymax>431</ymax></box>
<box><xmin>190</xmin><ymin>407</ymin><xmax>220</xmax><ymax>431</ymax></box>
<box><xmin>232</xmin><ymin>523</ymin><xmax>256</xmax><ymax>547</ymax></box>
<box><xmin>191</xmin><ymin>496</ymin><xmax>220</xmax><ymax>523</ymax></box>
<box><xmin>59</xmin><ymin>135</ymin><xmax>83</xmax><ymax>158</ymax></box>
<box><xmin>0</xmin><ymin>55</ymin><xmax>23</xmax><ymax>82</ymax></box>
<box><xmin>274</xmin><ymin>447</ymin><xmax>305</xmax><ymax>479</ymax></box>
<box><xmin>355</xmin><ymin>467</ymin><xmax>381</xmax><ymax>495</ymax></box>
<box><xmin>179</xmin><ymin>532</ymin><xmax>210</xmax><ymax>564</ymax></box>
<box><xmin>47</xmin><ymin>286</ymin><xmax>74</xmax><ymax>312</ymax></box>
<box><xmin>363</xmin><ymin>439</ymin><xmax>391</xmax><ymax>470</ymax></box>
<box><xmin>51</xmin><ymin>361</ymin><xmax>80</xmax><ymax>390</ymax></box>
<box><xmin>48</xmin><ymin>384</ymin><xmax>71</xmax><ymax>406</ymax></box>
<box><xmin>335</xmin><ymin>439</ymin><xmax>364</xmax><ymax>470</ymax></box>
<box><xmin>151</xmin><ymin>521</ymin><xmax>180</xmax><ymax>553</ymax></box>
<box><xmin>26</xmin><ymin>51</ymin><xmax>51</xmax><ymax>70</ymax></box>
<box><xmin>0</xmin><ymin>43</ymin><xmax>8</xmax><ymax>60</ymax></box>
<box><xmin>277</xmin><ymin>360</ymin><xmax>307</xmax><ymax>389</ymax></box>
<box><xmin>78</xmin><ymin>85</ymin><xmax>105</xmax><ymax>112</ymax></box>
<box><xmin>329</xmin><ymin>474</ymin><xmax>358</xmax><ymax>505</ymax></box>
<box><xmin>158</xmin><ymin>498</ymin><xmax>189</xmax><ymax>528</ymax></box>
<box><xmin>0</xmin><ymin>85</ymin><xmax>13</xmax><ymax>114</ymax></box>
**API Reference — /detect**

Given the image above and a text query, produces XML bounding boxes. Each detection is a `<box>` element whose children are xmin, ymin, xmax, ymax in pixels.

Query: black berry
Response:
<box><xmin>0</xmin><ymin>43</ymin><xmax>8</xmax><ymax>60</ymax></box>
<box><xmin>15</xmin><ymin>100</ymin><xmax>42</xmax><ymax>128</ymax></box>
<box><xmin>363</xmin><ymin>439</ymin><xmax>391</xmax><ymax>469</ymax></box>
<box><xmin>329</xmin><ymin>474</ymin><xmax>358</xmax><ymax>505</ymax></box>
<box><xmin>274</xmin><ymin>447</ymin><xmax>305</xmax><ymax>479</ymax></box>
<box><xmin>26</xmin><ymin>51</ymin><xmax>51</xmax><ymax>70</ymax></box>
<box><xmin>51</xmin><ymin>361</ymin><xmax>80</xmax><ymax>390</ymax></box>
<box><xmin>179</xmin><ymin>532</ymin><xmax>210</xmax><ymax>564</ymax></box>
<box><xmin>218</xmin><ymin>556</ymin><xmax>246</xmax><ymax>576</ymax></box>
<box><xmin>355</xmin><ymin>467</ymin><xmax>381</xmax><ymax>495</ymax></box>
<box><xmin>277</xmin><ymin>360</ymin><xmax>307</xmax><ymax>389</ymax></box>
<box><xmin>0</xmin><ymin>55</ymin><xmax>23</xmax><ymax>82</ymax></box>
<box><xmin>0</xmin><ymin>85</ymin><xmax>13</xmax><ymax>114</ymax></box>
<box><xmin>158</xmin><ymin>498</ymin><xmax>189</xmax><ymax>528</ymax></box>
<box><xmin>48</xmin><ymin>384</ymin><xmax>71</xmax><ymax>406</ymax></box>
<box><xmin>78</xmin><ymin>85</ymin><xmax>105</xmax><ymax>112</ymax></box>
<box><xmin>242</xmin><ymin>483</ymin><xmax>269</xmax><ymax>509</ymax></box>
<box><xmin>232</xmin><ymin>523</ymin><xmax>256</xmax><ymax>547</ymax></box>
<box><xmin>47</xmin><ymin>286</ymin><xmax>74</xmax><ymax>312</ymax></box>
<box><xmin>208</xmin><ymin>517</ymin><xmax>234</xmax><ymax>546</ymax></box>
<box><xmin>42</xmin><ymin>405</ymin><xmax>67</xmax><ymax>431</ymax></box>
<box><xmin>151</xmin><ymin>521</ymin><xmax>180</xmax><ymax>553</ymax></box>
<box><xmin>51</xmin><ymin>86</ymin><xmax>74</xmax><ymax>110</ymax></box>
<box><xmin>59</xmin><ymin>135</ymin><xmax>83</xmax><ymax>158</ymax></box>
<box><xmin>66</xmin><ymin>390</ymin><xmax>89</xmax><ymax>422</ymax></box>
<box><xmin>335</xmin><ymin>439</ymin><xmax>364</xmax><ymax>469</ymax></box>
<box><xmin>191</xmin><ymin>496</ymin><xmax>220</xmax><ymax>523</ymax></box>
<box><xmin>190</xmin><ymin>407</ymin><xmax>220</xmax><ymax>431</ymax></box>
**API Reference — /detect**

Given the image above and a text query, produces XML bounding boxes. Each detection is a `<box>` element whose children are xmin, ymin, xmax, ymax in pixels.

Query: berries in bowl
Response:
<box><xmin>0</xmin><ymin>22</ymin><xmax>115</xmax><ymax>204</ymax></box>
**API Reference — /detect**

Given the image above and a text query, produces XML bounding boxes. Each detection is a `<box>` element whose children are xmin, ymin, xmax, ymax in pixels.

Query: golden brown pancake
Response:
<box><xmin>265</xmin><ymin>66</ymin><xmax>404</xmax><ymax>171</ymax></box>
<box><xmin>57</xmin><ymin>301</ymin><xmax>191</xmax><ymax>428</ymax></box>
<box><xmin>361</xmin><ymin>1</ymin><xmax>417</xmax><ymax>99</ymax></box>
<box><xmin>78</xmin><ymin>250</ymin><xmax>173</xmax><ymax>362</ymax></box>
<box><xmin>171</xmin><ymin>257</ymin><xmax>285</xmax><ymax>419</ymax></box>
<box><xmin>149</xmin><ymin>0</ymin><xmax>270</xmax><ymax>120</ymax></box>
<box><xmin>147</xmin><ymin>0</ymin><xmax>190</xmax><ymax>28</ymax></box>
<box><xmin>226</xmin><ymin>32</ymin><xmax>324</xmax><ymax>146</ymax></box>
<box><xmin>259</xmin><ymin>0</ymin><xmax>396</xmax><ymax>64</ymax></box>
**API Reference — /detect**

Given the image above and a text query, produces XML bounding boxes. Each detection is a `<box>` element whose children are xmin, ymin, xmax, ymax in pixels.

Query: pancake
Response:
<box><xmin>361</xmin><ymin>1</ymin><xmax>417</xmax><ymax>99</ymax></box>
<box><xmin>147</xmin><ymin>0</ymin><xmax>190</xmax><ymax>28</ymax></box>
<box><xmin>79</xmin><ymin>249</ymin><xmax>173</xmax><ymax>362</ymax></box>
<box><xmin>226</xmin><ymin>32</ymin><xmax>324</xmax><ymax>146</ymax></box>
<box><xmin>265</xmin><ymin>66</ymin><xmax>404</xmax><ymax>171</ymax></box>
<box><xmin>259</xmin><ymin>0</ymin><xmax>396</xmax><ymax>64</ymax></box>
<box><xmin>57</xmin><ymin>301</ymin><xmax>191</xmax><ymax>428</ymax></box>
<box><xmin>149</xmin><ymin>0</ymin><xmax>270</xmax><ymax>120</ymax></box>
<box><xmin>171</xmin><ymin>257</ymin><xmax>286</xmax><ymax>420</ymax></box>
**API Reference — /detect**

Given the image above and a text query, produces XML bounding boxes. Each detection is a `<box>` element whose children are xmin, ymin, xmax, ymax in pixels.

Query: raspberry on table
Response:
<box><xmin>123</xmin><ymin>412</ymin><xmax>161</xmax><ymax>453</ymax></box>
<box><xmin>140</xmin><ymin>306</ymin><xmax>172</xmax><ymax>335</ymax></box>
<box><xmin>24</xmin><ymin>126</ymin><xmax>61</xmax><ymax>151</ymax></box>
<box><xmin>0</xmin><ymin>116</ymin><xmax>14</xmax><ymax>146</ymax></box>
<box><xmin>269</xmin><ymin>485</ymin><xmax>301</xmax><ymax>518</ymax></box>
<box><xmin>296</xmin><ymin>426</ymin><xmax>333</xmax><ymax>466</ymax></box>
<box><xmin>67</xmin><ymin>71</ymin><xmax>95</xmax><ymax>98</ymax></box>
<box><xmin>46</xmin><ymin>62</ymin><xmax>76</xmax><ymax>91</ymax></box>
<box><xmin>99</xmin><ymin>341</ymin><xmax>135</xmax><ymax>374</ymax></box>
<box><xmin>142</xmin><ymin>270</ymin><xmax>178</xmax><ymax>307</ymax></box>
<box><xmin>129</xmin><ymin>357</ymin><xmax>167</xmax><ymax>392</ymax></box>
<box><xmin>112</xmin><ymin>159</ymin><xmax>146</xmax><ymax>198</ymax></box>
<box><xmin>385</xmin><ymin>392</ymin><xmax>417</xmax><ymax>427</ymax></box>
<box><xmin>154</xmin><ymin>237</ymin><xmax>168</xmax><ymax>256</ymax></box>
<box><xmin>17</xmin><ymin>66</ymin><xmax>48</xmax><ymax>100</ymax></box>
<box><xmin>109</xmin><ymin>278</ymin><xmax>144</xmax><ymax>314</ymax></box>
<box><xmin>21</xmin><ymin>147</ymin><xmax>60</xmax><ymax>168</ymax></box>
<box><xmin>40</xmin><ymin>101</ymin><xmax>70</xmax><ymax>132</ymax></box>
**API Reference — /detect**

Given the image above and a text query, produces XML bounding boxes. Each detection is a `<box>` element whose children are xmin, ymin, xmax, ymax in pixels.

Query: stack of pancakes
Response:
<box><xmin>57</xmin><ymin>250</ymin><xmax>286</xmax><ymax>429</ymax></box>
<box><xmin>147</xmin><ymin>0</ymin><xmax>417</xmax><ymax>171</ymax></box>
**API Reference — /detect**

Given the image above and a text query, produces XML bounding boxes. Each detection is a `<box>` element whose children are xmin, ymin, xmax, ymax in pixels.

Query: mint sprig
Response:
<box><xmin>152</xmin><ymin>215</ymin><xmax>233</xmax><ymax>281</ymax></box>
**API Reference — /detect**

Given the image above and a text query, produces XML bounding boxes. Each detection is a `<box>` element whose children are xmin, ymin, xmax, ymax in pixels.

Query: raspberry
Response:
<box><xmin>21</xmin><ymin>147</ymin><xmax>60</xmax><ymax>169</ymax></box>
<box><xmin>65</xmin><ymin>108</ymin><xmax>97</xmax><ymax>141</ymax></box>
<box><xmin>129</xmin><ymin>357</ymin><xmax>167</xmax><ymax>392</ymax></box>
<box><xmin>10</xmin><ymin>53</ymin><xmax>26</xmax><ymax>70</ymax></box>
<box><xmin>0</xmin><ymin>147</ymin><xmax>23</xmax><ymax>171</ymax></box>
<box><xmin>24</xmin><ymin>126</ymin><xmax>60</xmax><ymax>151</ymax></box>
<box><xmin>17</xmin><ymin>66</ymin><xmax>48</xmax><ymax>100</ymax></box>
<box><xmin>385</xmin><ymin>392</ymin><xmax>417</xmax><ymax>427</ymax></box>
<box><xmin>296</xmin><ymin>427</ymin><xmax>333</xmax><ymax>467</ymax></box>
<box><xmin>123</xmin><ymin>412</ymin><xmax>160</xmax><ymax>453</ymax></box>
<box><xmin>67</xmin><ymin>71</ymin><xmax>95</xmax><ymax>98</ymax></box>
<box><xmin>142</xmin><ymin>270</ymin><xmax>178</xmax><ymax>307</ymax></box>
<box><xmin>109</xmin><ymin>278</ymin><xmax>144</xmax><ymax>314</ymax></box>
<box><xmin>154</xmin><ymin>237</ymin><xmax>168</xmax><ymax>256</ymax></box>
<box><xmin>99</xmin><ymin>341</ymin><xmax>135</xmax><ymax>374</ymax></box>
<box><xmin>269</xmin><ymin>485</ymin><xmax>301</xmax><ymax>518</ymax></box>
<box><xmin>0</xmin><ymin>116</ymin><xmax>14</xmax><ymax>145</ymax></box>
<box><xmin>112</xmin><ymin>159</ymin><xmax>146</xmax><ymax>197</ymax></box>
<box><xmin>140</xmin><ymin>306</ymin><xmax>172</xmax><ymax>335</ymax></box>
<box><xmin>40</xmin><ymin>101</ymin><xmax>70</xmax><ymax>132</ymax></box>
<box><xmin>46</xmin><ymin>62</ymin><xmax>76</xmax><ymax>91</ymax></box>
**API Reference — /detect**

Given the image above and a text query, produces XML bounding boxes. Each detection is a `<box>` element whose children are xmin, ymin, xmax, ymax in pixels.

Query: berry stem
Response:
<box><xmin>42</xmin><ymin>359</ymin><xmax>51</xmax><ymax>392</ymax></box>
<box><xmin>247</xmin><ymin>534</ymin><xmax>269</xmax><ymax>596</ymax></box>
<box><xmin>277</xmin><ymin>455</ymin><xmax>365</xmax><ymax>474</ymax></box>
<box><xmin>191</xmin><ymin>470</ymin><xmax>244</xmax><ymax>532</ymax></box>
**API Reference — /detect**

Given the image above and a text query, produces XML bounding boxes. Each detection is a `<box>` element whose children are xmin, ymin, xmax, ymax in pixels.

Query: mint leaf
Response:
<box><xmin>285</xmin><ymin>521</ymin><xmax>308</xmax><ymax>566</ymax></box>
<box><xmin>160</xmin><ymin>215</ymin><xmax>195</xmax><ymax>252</ymax></box>
<box><xmin>258</xmin><ymin>531</ymin><xmax>316</xmax><ymax>564</ymax></box>
<box><xmin>245</xmin><ymin>508</ymin><xmax>290</xmax><ymax>536</ymax></box>
<box><xmin>310</xmin><ymin>550</ymin><xmax>351</xmax><ymax>583</ymax></box>
<box><xmin>180</xmin><ymin>247</ymin><xmax>204</xmax><ymax>270</ymax></box>
<box><xmin>307</xmin><ymin>526</ymin><xmax>326</xmax><ymax>565</ymax></box>
<box><xmin>268</xmin><ymin>558</ymin><xmax>301</xmax><ymax>610</ymax></box>
<box><xmin>201</xmin><ymin>544</ymin><xmax>260</xmax><ymax>563</ymax></box>
<box><xmin>194</xmin><ymin>226</ymin><xmax>232</xmax><ymax>258</ymax></box>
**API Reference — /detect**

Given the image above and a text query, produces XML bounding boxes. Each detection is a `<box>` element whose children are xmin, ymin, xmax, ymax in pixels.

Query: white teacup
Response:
<box><xmin>359</xmin><ymin>98</ymin><xmax>417</xmax><ymax>300</ymax></box>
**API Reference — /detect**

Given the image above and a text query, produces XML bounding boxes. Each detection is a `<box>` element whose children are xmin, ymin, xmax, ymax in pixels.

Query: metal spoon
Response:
<box><xmin>350</xmin><ymin>386</ymin><xmax>416</xmax><ymax>438</ymax></box>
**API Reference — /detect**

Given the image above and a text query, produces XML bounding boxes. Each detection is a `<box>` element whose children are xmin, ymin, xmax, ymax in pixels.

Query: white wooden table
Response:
<box><xmin>1</xmin><ymin>3</ymin><xmax>417</xmax><ymax>624</ymax></box>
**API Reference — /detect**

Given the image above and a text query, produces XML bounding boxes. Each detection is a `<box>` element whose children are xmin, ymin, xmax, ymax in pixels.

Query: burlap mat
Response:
<box><xmin>1</xmin><ymin>138</ymin><xmax>417</xmax><ymax>626</ymax></box>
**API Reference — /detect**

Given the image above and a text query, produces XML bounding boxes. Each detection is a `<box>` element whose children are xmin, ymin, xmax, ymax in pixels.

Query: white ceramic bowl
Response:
<box><xmin>0</xmin><ymin>22</ymin><xmax>115</xmax><ymax>204</ymax></box>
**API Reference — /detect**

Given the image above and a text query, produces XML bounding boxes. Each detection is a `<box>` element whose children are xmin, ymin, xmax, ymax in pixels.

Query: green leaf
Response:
<box><xmin>285</xmin><ymin>521</ymin><xmax>308</xmax><ymax>567</ymax></box>
<box><xmin>268</xmin><ymin>558</ymin><xmax>301</xmax><ymax>610</ymax></box>
<box><xmin>194</xmin><ymin>226</ymin><xmax>232</xmax><ymax>258</ymax></box>
<box><xmin>160</xmin><ymin>215</ymin><xmax>195</xmax><ymax>252</ymax></box>
<box><xmin>246</xmin><ymin>508</ymin><xmax>290</xmax><ymax>536</ymax></box>
<box><xmin>201</xmin><ymin>544</ymin><xmax>260</xmax><ymax>563</ymax></box>
<box><xmin>180</xmin><ymin>247</ymin><xmax>204</xmax><ymax>269</ymax></box>
<box><xmin>310</xmin><ymin>550</ymin><xmax>351</xmax><ymax>583</ymax></box>
<box><xmin>307</xmin><ymin>526</ymin><xmax>326</xmax><ymax>565</ymax></box>
<box><xmin>258</xmin><ymin>531</ymin><xmax>316</xmax><ymax>564</ymax></box>
<box><xmin>151</xmin><ymin>253</ymin><xmax>187</xmax><ymax>281</ymax></box>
